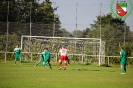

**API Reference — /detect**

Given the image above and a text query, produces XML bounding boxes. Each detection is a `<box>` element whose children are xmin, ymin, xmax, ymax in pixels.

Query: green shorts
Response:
<box><xmin>44</xmin><ymin>56</ymin><xmax>50</xmax><ymax>62</ymax></box>
<box><xmin>120</xmin><ymin>59</ymin><xmax>126</xmax><ymax>66</ymax></box>
<box><xmin>15</xmin><ymin>54</ymin><xmax>22</xmax><ymax>59</ymax></box>
<box><xmin>39</xmin><ymin>58</ymin><xmax>44</xmax><ymax>62</ymax></box>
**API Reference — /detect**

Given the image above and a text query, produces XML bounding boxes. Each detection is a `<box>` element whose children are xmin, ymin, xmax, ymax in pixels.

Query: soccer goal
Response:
<box><xmin>21</xmin><ymin>35</ymin><xmax>105</xmax><ymax>65</ymax></box>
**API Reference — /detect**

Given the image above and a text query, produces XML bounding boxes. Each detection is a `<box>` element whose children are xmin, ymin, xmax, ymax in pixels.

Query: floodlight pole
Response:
<box><xmin>52</xmin><ymin>1</ymin><xmax>56</xmax><ymax>51</ymax></box>
<box><xmin>74</xmin><ymin>3</ymin><xmax>78</xmax><ymax>54</ymax></box>
<box><xmin>30</xmin><ymin>2</ymin><xmax>32</xmax><ymax>61</ymax></box>
<box><xmin>76</xmin><ymin>3</ymin><xmax>78</xmax><ymax>37</ymax></box>
<box><xmin>53</xmin><ymin>1</ymin><xmax>56</xmax><ymax>37</ymax></box>
<box><xmin>5</xmin><ymin>1</ymin><xmax>9</xmax><ymax>62</ymax></box>
<box><xmin>99</xmin><ymin>3</ymin><xmax>102</xmax><ymax>66</ymax></box>
<box><xmin>100</xmin><ymin>3</ymin><xmax>102</xmax><ymax>40</ymax></box>
<box><xmin>124</xmin><ymin>20</ymin><xmax>126</xmax><ymax>46</ymax></box>
<box><xmin>30</xmin><ymin>2</ymin><xmax>32</xmax><ymax>38</ymax></box>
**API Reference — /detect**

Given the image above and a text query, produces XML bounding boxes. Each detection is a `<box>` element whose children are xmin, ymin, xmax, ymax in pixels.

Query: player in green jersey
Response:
<box><xmin>34</xmin><ymin>47</ymin><xmax>52</xmax><ymax>69</ymax></box>
<box><xmin>12</xmin><ymin>44</ymin><xmax>22</xmax><ymax>64</ymax></box>
<box><xmin>34</xmin><ymin>50</ymin><xmax>45</xmax><ymax>67</ymax></box>
<box><xmin>43</xmin><ymin>47</ymin><xmax>52</xmax><ymax>69</ymax></box>
<box><xmin>120</xmin><ymin>47</ymin><xmax>127</xmax><ymax>74</ymax></box>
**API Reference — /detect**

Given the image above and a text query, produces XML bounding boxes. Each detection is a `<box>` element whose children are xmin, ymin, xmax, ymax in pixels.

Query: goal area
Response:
<box><xmin>21</xmin><ymin>35</ymin><xmax>105</xmax><ymax>65</ymax></box>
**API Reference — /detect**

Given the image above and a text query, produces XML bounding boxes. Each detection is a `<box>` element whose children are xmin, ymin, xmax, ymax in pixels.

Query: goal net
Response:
<box><xmin>21</xmin><ymin>35</ymin><xmax>105</xmax><ymax>65</ymax></box>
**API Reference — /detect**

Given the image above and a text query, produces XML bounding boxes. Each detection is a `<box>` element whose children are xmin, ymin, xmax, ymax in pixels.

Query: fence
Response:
<box><xmin>1</xmin><ymin>52</ymin><xmax>133</xmax><ymax>66</ymax></box>
<box><xmin>105</xmin><ymin>56</ymin><xmax>133</xmax><ymax>66</ymax></box>
<box><xmin>0</xmin><ymin>52</ymin><xmax>101</xmax><ymax>63</ymax></box>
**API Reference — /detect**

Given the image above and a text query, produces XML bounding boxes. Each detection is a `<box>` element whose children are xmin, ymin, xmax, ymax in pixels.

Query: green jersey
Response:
<box><xmin>43</xmin><ymin>50</ymin><xmax>51</xmax><ymax>68</ymax></box>
<box><xmin>14</xmin><ymin>47</ymin><xmax>22</xmax><ymax>59</ymax></box>
<box><xmin>14</xmin><ymin>48</ymin><xmax>22</xmax><ymax>55</ymax></box>
<box><xmin>40</xmin><ymin>52</ymin><xmax>44</xmax><ymax>58</ymax></box>
<box><xmin>120</xmin><ymin>50</ymin><xmax>126</xmax><ymax>59</ymax></box>
<box><xmin>43</xmin><ymin>50</ymin><xmax>51</xmax><ymax>60</ymax></box>
<box><xmin>40</xmin><ymin>50</ymin><xmax>50</xmax><ymax>59</ymax></box>
<box><xmin>120</xmin><ymin>50</ymin><xmax>126</xmax><ymax>66</ymax></box>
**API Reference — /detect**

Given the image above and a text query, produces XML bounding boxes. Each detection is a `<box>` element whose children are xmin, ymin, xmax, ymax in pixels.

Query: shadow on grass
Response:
<box><xmin>73</xmin><ymin>68</ymin><xmax>116</xmax><ymax>73</ymax></box>
<box><xmin>100</xmin><ymin>64</ymin><xmax>112</xmax><ymax>67</ymax></box>
<box><xmin>72</xmin><ymin>68</ymin><xmax>100</xmax><ymax>71</ymax></box>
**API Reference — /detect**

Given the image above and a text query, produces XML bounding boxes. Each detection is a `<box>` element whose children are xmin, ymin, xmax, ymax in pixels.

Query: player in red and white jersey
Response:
<box><xmin>58</xmin><ymin>45</ymin><xmax>69</xmax><ymax>70</ymax></box>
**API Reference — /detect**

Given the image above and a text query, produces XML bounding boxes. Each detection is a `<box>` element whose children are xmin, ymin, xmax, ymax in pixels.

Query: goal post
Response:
<box><xmin>21</xmin><ymin>35</ymin><xmax>105</xmax><ymax>65</ymax></box>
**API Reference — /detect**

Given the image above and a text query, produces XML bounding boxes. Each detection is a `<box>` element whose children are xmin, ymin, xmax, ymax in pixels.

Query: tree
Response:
<box><xmin>82</xmin><ymin>28</ymin><xmax>91</xmax><ymax>38</ymax></box>
<box><xmin>0</xmin><ymin>33</ymin><xmax>19</xmax><ymax>51</ymax></box>
<box><xmin>0</xmin><ymin>0</ymin><xmax>62</xmax><ymax>52</ymax></box>
<box><xmin>59</xmin><ymin>28</ymin><xmax>73</xmax><ymax>37</ymax></box>
<box><xmin>0</xmin><ymin>0</ymin><xmax>61</xmax><ymax>36</ymax></box>
<box><xmin>88</xmin><ymin>13</ymin><xmax>131</xmax><ymax>56</ymax></box>
<box><xmin>72</xmin><ymin>30</ymin><xmax>83</xmax><ymax>38</ymax></box>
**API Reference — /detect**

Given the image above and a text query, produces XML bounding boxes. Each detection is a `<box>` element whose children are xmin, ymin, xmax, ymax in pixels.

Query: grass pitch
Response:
<box><xmin>0</xmin><ymin>62</ymin><xmax>133</xmax><ymax>88</ymax></box>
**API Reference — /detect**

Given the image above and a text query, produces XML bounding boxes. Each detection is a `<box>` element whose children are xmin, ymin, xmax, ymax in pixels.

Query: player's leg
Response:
<box><xmin>19</xmin><ymin>54</ymin><xmax>22</xmax><ymax>64</ymax></box>
<box><xmin>43</xmin><ymin>58</ymin><xmax>47</xmax><ymax>68</ymax></box>
<box><xmin>34</xmin><ymin>61</ymin><xmax>40</xmax><ymax>67</ymax></box>
<box><xmin>14</xmin><ymin>55</ymin><xmax>18</xmax><ymax>64</ymax></box>
<box><xmin>47</xmin><ymin>59</ymin><xmax>52</xmax><ymax>69</ymax></box>
<box><xmin>58</xmin><ymin>56</ymin><xmax>62</xmax><ymax>70</ymax></box>
<box><xmin>64</xmin><ymin>56</ymin><xmax>67</xmax><ymax>70</ymax></box>
<box><xmin>64</xmin><ymin>61</ymin><xmax>67</xmax><ymax>70</ymax></box>
<box><xmin>43</xmin><ymin>62</ymin><xmax>46</xmax><ymax>68</ymax></box>
<box><xmin>66</xmin><ymin>56</ymin><xmax>69</xmax><ymax>64</ymax></box>
<box><xmin>120</xmin><ymin>65</ymin><xmax>125</xmax><ymax>74</ymax></box>
<box><xmin>67</xmin><ymin>56</ymin><xmax>70</xmax><ymax>64</ymax></box>
<box><xmin>43</xmin><ymin>56</ymin><xmax>51</xmax><ymax>68</ymax></box>
<box><xmin>34</xmin><ymin>58</ymin><xmax>42</xmax><ymax>67</ymax></box>
<box><xmin>120</xmin><ymin>60</ymin><xmax>126</xmax><ymax>74</ymax></box>
<box><xmin>124</xmin><ymin>59</ymin><xmax>127</xmax><ymax>73</ymax></box>
<box><xmin>58</xmin><ymin>60</ymin><xmax>62</xmax><ymax>70</ymax></box>
<box><xmin>124</xmin><ymin>65</ymin><xmax>126</xmax><ymax>73</ymax></box>
<box><xmin>68</xmin><ymin>59</ymin><xmax>70</xmax><ymax>64</ymax></box>
<box><xmin>19</xmin><ymin>58</ymin><xmax>22</xmax><ymax>64</ymax></box>
<box><xmin>14</xmin><ymin>58</ymin><xmax>17</xmax><ymax>65</ymax></box>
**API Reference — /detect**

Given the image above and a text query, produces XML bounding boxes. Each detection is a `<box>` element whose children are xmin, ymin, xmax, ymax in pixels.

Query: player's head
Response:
<box><xmin>46</xmin><ymin>47</ymin><xmax>48</xmax><ymax>50</ymax></box>
<box><xmin>16</xmin><ymin>44</ymin><xmax>19</xmax><ymax>48</ymax></box>
<box><xmin>44</xmin><ymin>47</ymin><xmax>48</xmax><ymax>50</ymax></box>
<box><xmin>120</xmin><ymin>46</ymin><xmax>123</xmax><ymax>50</ymax></box>
<box><xmin>62</xmin><ymin>45</ymin><xmax>65</xmax><ymax>48</ymax></box>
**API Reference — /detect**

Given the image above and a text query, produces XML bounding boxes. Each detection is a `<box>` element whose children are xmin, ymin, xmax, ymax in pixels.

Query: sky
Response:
<box><xmin>39</xmin><ymin>0</ymin><xmax>133</xmax><ymax>33</ymax></box>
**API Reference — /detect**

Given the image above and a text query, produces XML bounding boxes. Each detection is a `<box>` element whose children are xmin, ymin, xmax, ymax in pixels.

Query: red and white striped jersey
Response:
<box><xmin>59</xmin><ymin>48</ymin><xmax>68</xmax><ymax>56</ymax></box>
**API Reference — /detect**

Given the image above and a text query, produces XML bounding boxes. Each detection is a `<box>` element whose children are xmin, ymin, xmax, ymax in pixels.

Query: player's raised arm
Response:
<box><xmin>12</xmin><ymin>51</ymin><xmax>14</xmax><ymax>57</ymax></box>
<box><xmin>12</xmin><ymin>47</ymin><xmax>16</xmax><ymax>57</ymax></box>
<box><xmin>67</xmin><ymin>49</ymin><xmax>70</xmax><ymax>53</ymax></box>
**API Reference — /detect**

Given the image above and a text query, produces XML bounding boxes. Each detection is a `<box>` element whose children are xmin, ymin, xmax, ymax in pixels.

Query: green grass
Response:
<box><xmin>0</xmin><ymin>62</ymin><xmax>133</xmax><ymax>88</ymax></box>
